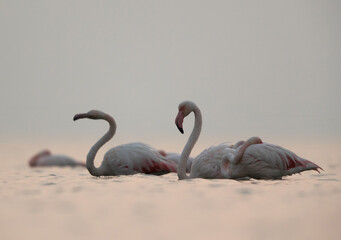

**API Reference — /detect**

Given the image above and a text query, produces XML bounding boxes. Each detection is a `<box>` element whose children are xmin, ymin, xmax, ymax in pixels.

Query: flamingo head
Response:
<box><xmin>158</xmin><ymin>150</ymin><xmax>167</xmax><ymax>157</ymax></box>
<box><xmin>175</xmin><ymin>101</ymin><xmax>197</xmax><ymax>134</ymax></box>
<box><xmin>73</xmin><ymin>110</ymin><xmax>106</xmax><ymax>121</ymax></box>
<box><xmin>246</xmin><ymin>136</ymin><xmax>263</xmax><ymax>145</ymax></box>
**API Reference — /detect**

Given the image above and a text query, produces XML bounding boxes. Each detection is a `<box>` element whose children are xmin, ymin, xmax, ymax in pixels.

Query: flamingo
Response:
<box><xmin>29</xmin><ymin>150</ymin><xmax>85</xmax><ymax>167</ymax></box>
<box><xmin>73</xmin><ymin>110</ymin><xmax>177</xmax><ymax>176</ymax></box>
<box><xmin>175</xmin><ymin>100</ymin><xmax>322</xmax><ymax>180</ymax></box>
<box><xmin>158</xmin><ymin>150</ymin><xmax>194</xmax><ymax>173</ymax></box>
<box><xmin>221</xmin><ymin>136</ymin><xmax>322</xmax><ymax>179</ymax></box>
<box><xmin>175</xmin><ymin>101</ymin><xmax>236</xmax><ymax>179</ymax></box>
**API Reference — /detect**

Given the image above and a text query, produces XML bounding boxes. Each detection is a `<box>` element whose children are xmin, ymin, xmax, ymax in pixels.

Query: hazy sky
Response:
<box><xmin>1</xmin><ymin>1</ymin><xmax>340</xmax><ymax>146</ymax></box>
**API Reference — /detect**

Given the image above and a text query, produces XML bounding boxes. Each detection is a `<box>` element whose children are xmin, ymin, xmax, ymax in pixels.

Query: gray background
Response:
<box><xmin>1</xmin><ymin>1</ymin><xmax>340</xmax><ymax>146</ymax></box>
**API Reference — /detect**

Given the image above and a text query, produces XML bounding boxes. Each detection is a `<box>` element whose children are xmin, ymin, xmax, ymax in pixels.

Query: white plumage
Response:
<box><xmin>222</xmin><ymin>139</ymin><xmax>322</xmax><ymax>179</ymax></box>
<box><xmin>189</xmin><ymin>144</ymin><xmax>235</xmax><ymax>179</ymax></box>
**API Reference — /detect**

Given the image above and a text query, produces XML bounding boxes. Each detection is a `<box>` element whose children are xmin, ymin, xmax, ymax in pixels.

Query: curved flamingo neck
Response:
<box><xmin>178</xmin><ymin>106</ymin><xmax>202</xmax><ymax>180</ymax></box>
<box><xmin>87</xmin><ymin>114</ymin><xmax>116</xmax><ymax>176</ymax></box>
<box><xmin>233</xmin><ymin>144</ymin><xmax>249</xmax><ymax>165</ymax></box>
<box><xmin>233</xmin><ymin>137</ymin><xmax>262</xmax><ymax>164</ymax></box>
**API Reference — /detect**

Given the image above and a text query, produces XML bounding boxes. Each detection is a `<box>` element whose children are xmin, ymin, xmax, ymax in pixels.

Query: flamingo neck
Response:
<box><xmin>86</xmin><ymin>114</ymin><xmax>116</xmax><ymax>176</ymax></box>
<box><xmin>233</xmin><ymin>137</ymin><xmax>261</xmax><ymax>164</ymax></box>
<box><xmin>178</xmin><ymin>106</ymin><xmax>202</xmax><ymax>180</ymax></box>
<box><xmin>233</xmin><ymin>143</ymin><xmax>250</xmax><ymax>165</ymax></box>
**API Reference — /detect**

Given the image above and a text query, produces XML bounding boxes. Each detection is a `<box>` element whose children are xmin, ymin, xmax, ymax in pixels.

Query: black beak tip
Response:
<box><xmin>73</xmin><ymin>115</ymin><xmax>79</xmax><ymax>121</ymax></box>
<box><xmin>177</xmin><ymin>126</ymin><xmax>184</xmax><ymax>134</ymax></box>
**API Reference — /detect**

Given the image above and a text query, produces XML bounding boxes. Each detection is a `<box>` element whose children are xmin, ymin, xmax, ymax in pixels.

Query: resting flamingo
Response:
<box><xmin>73</xmin><ymin>110</ymin><xmax>177</xmax><ymax>176</ymax></box>
<box><xmin>175</xmin><ymin>100</ymin><xmax>322</xmax><ymax>180</ymax></box>
<box><xmin>221</xmin><ymin>136</ymin><xmax>322</xmax><ymax>179</ymax></box>
<box><xmin>29</xmin><ymin>150</ymin><xmax>85</xmax><ymax>167</ymax></box>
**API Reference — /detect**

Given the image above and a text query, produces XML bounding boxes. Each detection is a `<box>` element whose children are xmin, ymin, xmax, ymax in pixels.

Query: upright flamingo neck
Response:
<box><xmin>87</xmin><ymin>114</ymin><xmax>116</xmax><ymax>176</ymax></box>
<box><xmin>178</xmin><ymin>106</ymin><xmax>202</xmax><ymax>180</ymax></box>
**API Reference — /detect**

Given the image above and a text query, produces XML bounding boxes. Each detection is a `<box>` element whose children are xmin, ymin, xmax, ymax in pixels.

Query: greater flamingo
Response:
<box><xmin>221</xmin><ymin>136</ymin><xmax>322</xmax><ymax>179</ymax></box>
<box><xmin>29</xmin><ymin>150</ymin><xmax>85</xmax><ymax>167</ymax></box>
<box><xmin>175</xmin><ymin>100</ymin><xmax>322</xmax><ymax>180</ymax></box>
<box><xmin>73</xmin><ymin>110</ymin><xmax>177</xmax><ymax>176</ymax></box>
<box><xmin>175</xmin><ymin>101</ymin><xmax>236</xmax><ymax>179</ymax></box>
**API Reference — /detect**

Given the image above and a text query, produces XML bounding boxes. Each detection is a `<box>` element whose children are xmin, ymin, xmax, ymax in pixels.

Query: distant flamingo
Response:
<box><xmin>175</xmin><ymin>101</ymin><xmax>236</xmax><ymax>179</ymax></box>
<box><xmin>221</xmin><ymin>136</ymin><xmax>322</xmax><ymax>179</ymax></box>
<box><xmin>73</xmin><ymin>110</ymin><xmax>177</xmax><ymax>176</ymax></box>
<box><xmin>158</xmin><ymin>150</ymin><xmax>194</xmax><ymax>173</ymax></box>
<box><xmin>29</xmin><ymin>150</ymin><xmax>85</xmax><ymax>167</ymax></box>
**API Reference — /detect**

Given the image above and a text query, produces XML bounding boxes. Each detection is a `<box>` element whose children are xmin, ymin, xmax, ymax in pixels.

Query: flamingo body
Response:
<box><xmin>29</xmin><ymin>150</ymin><xmax>85</xmax><ymax>167</ymax></box>
<box><xmin>189</xmin><ymin>144</ymin><xmax>235</xmax><ymax>179</ymax></box>
<box><xmin>222</xmin><ymin>142</ymin><xmax>322</xmax><ymax>179</ymax></box>
<box><xmin>100</xmin><ymin>142</ymin><xmax>177</xmax><ymax>175</ymax></box>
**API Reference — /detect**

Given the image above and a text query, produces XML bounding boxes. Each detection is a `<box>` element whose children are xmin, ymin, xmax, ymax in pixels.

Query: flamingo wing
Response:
<box><xmin>138</xmin><ymin>157</ymin><xmax>178</xmax><ymax>175</ymax></box>
<box><xmin>103</xmin><ymin>142</ymin><xmax>177</xmax><ymax>175</ymax></box>
<box><xmin>241</xmin><ymin>143</ymin><xmax>322</xmax><ymax>179</ymax></box>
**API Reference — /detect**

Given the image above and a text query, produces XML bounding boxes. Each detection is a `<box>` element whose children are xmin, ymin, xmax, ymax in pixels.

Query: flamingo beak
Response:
<box><xmin>175</xmin><ymin>111</ymin><xmax>184</xmax><ymax>134</ymax></box>
<box><xmin>73</xmin><ymin>113</ymin><xmax>88</xmax><ymax>121</ymax></box>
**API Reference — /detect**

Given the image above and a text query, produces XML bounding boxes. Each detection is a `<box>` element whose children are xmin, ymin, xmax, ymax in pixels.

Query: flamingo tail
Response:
<box><xmin>284</xmin><ymin>156</ymin><xmax>323</xmax><ymax>175</ymax></box>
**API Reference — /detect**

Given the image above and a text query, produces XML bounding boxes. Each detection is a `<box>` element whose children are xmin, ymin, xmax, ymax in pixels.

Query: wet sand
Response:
<box><xmin>0</xmin><ymin>139</ymin><xmax>340</xmax><ymax>240</ymax></box>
